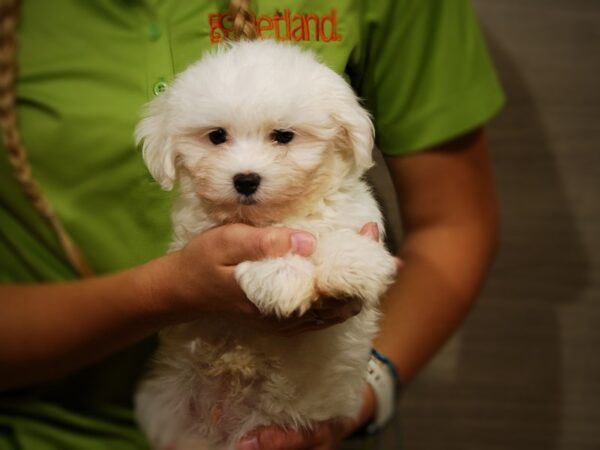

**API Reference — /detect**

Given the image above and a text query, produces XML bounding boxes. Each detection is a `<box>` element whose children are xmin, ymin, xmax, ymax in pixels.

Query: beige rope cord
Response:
<box><xmin>0</xmin><ymin>0</ymin><xmax>257</xmax><ymax>278</ymax></box>
<box><xmin>0</xmin><ymin>0</ymin><xmax>94</xmax><ymax>277</ymax></box>
<box><xmin>228</xmin><ymin>0</ymin><xmax>258</xmax><ymax>40</ymax></box>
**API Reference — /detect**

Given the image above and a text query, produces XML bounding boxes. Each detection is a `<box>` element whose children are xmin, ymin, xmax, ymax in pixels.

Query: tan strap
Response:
<box><xmin>229</xmin><ymin>0</ymin><xmax>257</xmax><ymax>40</ymax></box>
<box><xmin>0</xmin><ymin>0</ymin><xmax>94</xmax><ymax>277</ymax></box>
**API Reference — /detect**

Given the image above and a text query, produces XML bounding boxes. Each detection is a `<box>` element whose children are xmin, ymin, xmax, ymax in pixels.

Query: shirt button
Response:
<box><xmin>148</xmin><ymin>23</ymin><xmax>161</xmax><ymax>41</ymax></box>
<box><xmin>153</xmin><ymin>80</ymin><xmax>167</xmax><ymax>96</ymax></box>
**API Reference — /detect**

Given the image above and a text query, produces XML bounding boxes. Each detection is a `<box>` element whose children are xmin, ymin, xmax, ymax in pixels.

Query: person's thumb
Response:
<box><xmin>218</xmin><ymin>224</ymin><xmax>316</xmax><ymax>265</ymax></box>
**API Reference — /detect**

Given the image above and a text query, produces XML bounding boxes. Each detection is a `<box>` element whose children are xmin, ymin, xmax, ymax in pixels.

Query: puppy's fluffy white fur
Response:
<box><xmin>135</xmin><ymin>40</ymin><xmax>397</xmax><ymax>450</ymax></box>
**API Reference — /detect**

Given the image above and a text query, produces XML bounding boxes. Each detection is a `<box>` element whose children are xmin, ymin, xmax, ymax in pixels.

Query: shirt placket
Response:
<box><xmin>144</xmin><ymin>5</ymin><xmax>174</xmax><ymax>99</ymax></box>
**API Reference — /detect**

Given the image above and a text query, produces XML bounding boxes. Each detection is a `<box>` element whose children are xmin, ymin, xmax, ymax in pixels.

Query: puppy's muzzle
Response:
<box><xmin>233</xmin><ymin>173</ymin><xmax>261</xmax><ymax>196</ymax></box>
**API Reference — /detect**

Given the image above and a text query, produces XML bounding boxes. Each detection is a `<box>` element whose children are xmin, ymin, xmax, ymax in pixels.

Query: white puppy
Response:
<box><xmin>135</xmin><ymin>40</ymin><xmax>397</xmax><ymax>450</ymax></box>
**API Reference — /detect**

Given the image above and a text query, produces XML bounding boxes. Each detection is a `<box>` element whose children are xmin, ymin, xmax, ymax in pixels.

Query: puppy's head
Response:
<box><xmin>136</xmin><ymin>40</ymin><xmax>374</xmax><ymax>224</ymax></box>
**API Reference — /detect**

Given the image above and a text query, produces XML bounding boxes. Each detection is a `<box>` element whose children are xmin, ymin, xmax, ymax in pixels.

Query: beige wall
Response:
<box><xmin>388</xmin><ymin>2</ymin><xmax>600</xmax><ymax>449</ymax></box>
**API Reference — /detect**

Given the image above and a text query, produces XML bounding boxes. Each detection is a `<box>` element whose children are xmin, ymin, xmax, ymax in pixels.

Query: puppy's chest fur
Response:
<box><xmin>135</xmin><ymin>178</ymin><xmax>394</xmax><ymax>450</ymax></box>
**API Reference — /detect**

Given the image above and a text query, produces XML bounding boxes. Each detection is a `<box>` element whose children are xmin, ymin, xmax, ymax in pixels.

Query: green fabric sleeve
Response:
<box><xmin>358</xmin><ymin>0</ymin><xmax>505</xmax><ymax>155</ymax></box>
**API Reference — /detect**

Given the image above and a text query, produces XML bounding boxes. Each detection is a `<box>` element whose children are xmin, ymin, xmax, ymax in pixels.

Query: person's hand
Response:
<box><xmin>359</xmin><ymin>222</ymin><xmax>403</xmax><ymax>270</ymax></box>
<box><xmin>236</xmin><ymin>384</ymin><xmax>376</xmax><ymax>450</ymax></box>
<box><xmin>299</xmin><ymin>222</ymin><xmax>402</xmax><ymax>335</ymax></box>
<box><xmin>147</xmin><ymin>223</ymin><xmax>324</xmax><ymax>333</ymax></box>
<box><xmin>146</xmin><ymin>222</ymin><xmax>398</xmax><ymax>334</ymax></box>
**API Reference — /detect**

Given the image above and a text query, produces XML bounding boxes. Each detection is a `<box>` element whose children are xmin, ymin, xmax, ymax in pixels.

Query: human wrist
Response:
<box><xmin>131</xmin><ymin>251</ymin><xmax>191</xmax><ymax>325</ymax></box>
<box><xmin>363</xmin><ymin>349</ymin><xmax>401</xmax><ymax>433</ymax></box>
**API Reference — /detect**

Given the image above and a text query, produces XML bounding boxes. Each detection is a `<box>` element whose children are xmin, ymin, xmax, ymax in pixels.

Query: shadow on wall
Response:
<box><xmin>398</xmin><ymin>29</ymin><xmax>591</xmax><ymax>450</ymax></box>
<box><xmin>465</xmin><ymin>34</ymin><xmax>586</xmax><ymax>449</ymax></box>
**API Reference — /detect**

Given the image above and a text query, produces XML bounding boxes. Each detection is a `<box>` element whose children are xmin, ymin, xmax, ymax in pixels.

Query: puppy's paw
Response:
<box><xmin>315</xmin><ymin>230</ymin><xmax>397</xmax><ymax>306</ymax></box>
<box><xmin>234</xmin><ymin>256</ymin><xmax>318</xmax><ymax>318</ymax></box>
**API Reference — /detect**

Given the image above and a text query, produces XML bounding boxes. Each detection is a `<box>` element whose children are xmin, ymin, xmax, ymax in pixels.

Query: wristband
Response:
<box><xmin>371</xmin><ymin>349</ymin><xmax>401</xmax><ymax>395</ymax></box>
<box><xmin>364</xmin><ymin>349</ymin><xmax>401</xmax><ymax>433</ymax></box>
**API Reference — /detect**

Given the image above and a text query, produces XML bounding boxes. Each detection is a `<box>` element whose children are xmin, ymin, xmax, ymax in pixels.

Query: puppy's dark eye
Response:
<box><xmin>271</xmin><ymin>129</ymin><xmax>294</xmax><ymax>144</ymax></box>
<box><xmin>208</xmin><ymin>128</ymin><xmax>227</xmax><ymax>145</ymax></box>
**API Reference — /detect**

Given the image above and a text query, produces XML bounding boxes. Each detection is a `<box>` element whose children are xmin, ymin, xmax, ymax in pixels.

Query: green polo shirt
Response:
<box><xmin>0</xmin><ymin>1</ymin><xmax>504</xmax><ymax>448</ymax></box>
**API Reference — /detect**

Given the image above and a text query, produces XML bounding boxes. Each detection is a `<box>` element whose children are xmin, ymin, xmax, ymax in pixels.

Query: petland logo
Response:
<box><xmin>208</xmin><ymin>9</ymin><xmax>341</xmax><ymax>43</ymax></box>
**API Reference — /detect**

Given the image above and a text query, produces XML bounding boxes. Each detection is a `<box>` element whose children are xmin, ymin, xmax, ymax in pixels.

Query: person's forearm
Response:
<box><xmin>375</xmin><ymin>217</ymin><xmax>498</xmax><ymax>382</ymax></box>
<box><xmin>0</xmin><ymin>253</ymin><xmax>178</xmax><ymax>390</ymax></box>
<box><xmin>377</xmin><ymin>129</ymin><xmax>499</xmax><ymax>382</ymax></box>
<box><xmin>0</xmin><ymin>224</ymin><xmax>319</xmax><ymax>391</ymax></box>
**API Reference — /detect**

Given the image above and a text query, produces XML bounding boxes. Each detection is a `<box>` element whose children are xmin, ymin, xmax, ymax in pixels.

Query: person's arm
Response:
<box><xmin>376</xmin><ymin>127</ymin><xmax>499</xmax><ymax>380</ymax></box>
<box><xmin>0</xmin><ymin>225</ymin><xmax>318</xmax><ymax>390</ymax></box>
<box><xmin>237</xmin><ymin>128</ymin><xmax>499</xmax><ymax>450</ymax></box>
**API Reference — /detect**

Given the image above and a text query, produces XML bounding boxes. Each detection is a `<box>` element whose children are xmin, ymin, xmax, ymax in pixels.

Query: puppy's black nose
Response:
<box><xmin>233</xmin><ymin>173</ymin><xmax>261</xmax><ymax>196</ymax></box>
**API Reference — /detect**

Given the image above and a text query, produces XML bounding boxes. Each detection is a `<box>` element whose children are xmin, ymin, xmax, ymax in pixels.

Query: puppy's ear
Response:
<box><xmin>135</xmin><ymin>93</ymin><xmax>176</xmax><ymax>191</ymax></box>
<box><xmin>333</xmin><ymin>100</ymin><xmax>375</xmax><ymax>176</ymax></box>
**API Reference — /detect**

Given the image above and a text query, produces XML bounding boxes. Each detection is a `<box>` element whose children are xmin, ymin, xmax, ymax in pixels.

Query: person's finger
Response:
<box><xmin>236</xmin><ymin>435</ymin><xmax>260</xmax><ymax>450</ymax></box>
<box><xmin>237</xmin><ymin>420</ymin><xmax>354</xmax><ymax>450</ymax></box>
<box><xmin>359</xmin><ymin>222</ymin><xmax>379</xmax><ymax>242</ymax></box>
<box><xmin>275</xmin><ymin>319</ymin><xmax>331</xmax><ymax>337</ymax></box>
<box><xmin>328</xmin><ymin>418</ymin><xmax>356</xmax><ymax>440</ymax></box>
<box><xmin>394</xmin><ymin>256</ymin><xmax>403</xmax><ymax>271</ymax></box>
<box><xmin>313</xmin><ymin>296</ymin><xmax>363</xmax><ymax>318</ymax></box>
<box><xmin>278</xmin><ymin>319</ymin><xmax>340</xmax><ymax>336</ymax></box>
<box><xmin>277</xmin><ymin>309</ymin><xmax>361</xmax><ymax>336</ymax></box>
<box><xmin>217</xmin><ymin>224</ymin><xmax>316</xmax><ymax>265</ymax></box>
<box><xmin>274</xmin><ymin>296</ymin><xmax>364</xmax><ymax>336</ymax></box>
<box><xmin>239</xmin><ymin>426</ymin><xmax>316</xmax><ymax>450</ymax></box>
